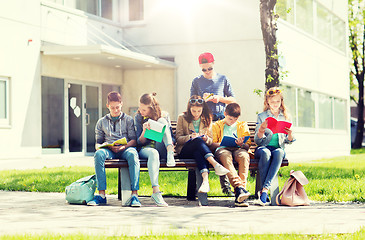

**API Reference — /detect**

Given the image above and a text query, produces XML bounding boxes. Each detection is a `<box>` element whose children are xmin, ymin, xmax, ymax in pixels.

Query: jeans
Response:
<box><xmin>94</xmin><ymin>147</ymin><xmax>140</xmax><ymax>191</ymax></box>
<box><xmin>138</xmin><ymin>147</ymin><xmax>160</xmax><ymax>187</ymax></box>
<box><xmin>179</xmin><ymin>137</ymin><xmax>214</xmax><ymax>173</ymax></box>
<box><xmin>255</xmin><ymin>146</ymin><xmax>285</xmax><ymax>190</ymax></box>
<box><xmin>215</xmin><ymin>147</ymin><xmax>250</xmax><ymax>189</ymax></box>
<box><xmin>137</xmin><ymin>117</ymin><xmax>173</xmax><ymax>187</ymax></box>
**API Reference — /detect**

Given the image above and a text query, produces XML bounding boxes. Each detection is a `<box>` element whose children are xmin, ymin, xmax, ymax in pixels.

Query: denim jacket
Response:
<box><xmin>254</xmin><ymin>110</ymin><xmax>295</xmax><ymax>149</ymax></box>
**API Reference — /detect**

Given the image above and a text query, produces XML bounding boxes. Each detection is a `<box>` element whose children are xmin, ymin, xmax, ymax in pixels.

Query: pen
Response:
<box><xmin>204</xmin><ymin>93</ymin><xmax>213</xmax><ymax>100</ymax></box>
<box><xmin>233</xmin><ymin>133</ymin><xmax>238</xmax><ymax>138</ymax></box>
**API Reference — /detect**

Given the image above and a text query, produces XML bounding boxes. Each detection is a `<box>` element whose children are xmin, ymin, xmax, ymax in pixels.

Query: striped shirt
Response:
<box><xmin>190</xmin><ymin>73</ymin><xmax>235</xmax><ymax>116</ymax></box>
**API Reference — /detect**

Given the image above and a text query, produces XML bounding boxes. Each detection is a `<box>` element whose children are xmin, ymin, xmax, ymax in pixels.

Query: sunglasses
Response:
<box><xmin>267</xmin><ymin>89</ymin><xmax>281</xmax><ymax>95</ymax></box>
<box><xmin>190</xmin><ymin>99</ymin><xmax>204</xmax><ymax>104</ymax></box>
<box><xmin>202</xmin><ymin>67</ymin><xmax>213</xmax><ymax>72</ymax></box>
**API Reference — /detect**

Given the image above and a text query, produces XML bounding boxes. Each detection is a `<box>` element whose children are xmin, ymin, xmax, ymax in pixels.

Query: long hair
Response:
<box><xmin>263</xmin><ymin>87</ymin><xmax>290</xmax><ymax>120</ymax></box>
<box><xmin>139</xmin><ymin>92</ymin><xmax>161</xmax><ymax>121</ymax></box>
<box><xmin>183</xmin><ymin>95</ymin><xmax>212</xmax><ymax>127</ymax></box>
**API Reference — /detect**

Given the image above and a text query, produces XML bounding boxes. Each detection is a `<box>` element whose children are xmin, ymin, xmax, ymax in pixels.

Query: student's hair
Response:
<box><xmin>263</xmin><ymin>87</ymin><xmax>290</xmax><ymax>120</ymax></box>
<box><xmin>107</xmin><ymin>91</ymin><xmax>122</xmax><ymax>104</ymax></box>
<box><xmin>225</xmin><ymin>103</ymin><xmax>241</xmax><ymax>118</ymax></box>
<box><xmin>183</xmin><ymin>95</ymin><xmax>212</xmax><ymax>127</ymax></box>
<box><xmin>139</xmin><ymin>92</ymin><xmax>161</xmax><ymax>121</ymax></box>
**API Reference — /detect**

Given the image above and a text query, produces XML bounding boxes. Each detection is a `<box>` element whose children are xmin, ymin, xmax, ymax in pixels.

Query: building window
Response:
<box><xmin>276</xmin><ymin>0</ymin><xmax>346</xmax><ymax>53</ymax></box>
<box><xmin>75</xmin><ymin>0</ymin><xmax>98</xmax><ymax>15</ymax></box>
<box><xmin>129</xmin><ymin>0</ymin><xmax>144</xmax><ymax>21</ymax></box>
<box><xmin>62</xmin><ymin>0</ymin><xmax>116</xmax><ymax>21</ymax></box>
<box><xmin>318</xmin><ymin>94</ymin><xmax>333</xmax><ymax>129</ymax></box>
<box><xmin>101</xmin><ymin>0</ymin><xmax>113</xmax><ymax>20</ymax></box>
<box><xmin>281</xmin><ymin>85</ymin><xmax>297</xmax><ymax>126</ymax></box>
<box><xmin>282</xmin><ymin>84</ymin><xmax>348</xmax><ymax>131</ymax></box>
<box><xmin>334</xmin><ymin>98</ymin><xmax>347</xmax><ymax>130</ymax></box>
<box><xmin>0</xmin><ymin>77</ymin><xmax>10</xmax><ymax>127</ymax></box>
<box><xmin>297</xmin><ymin>89</ymin><xmax>315</xmax><ymax>128</ymax></box>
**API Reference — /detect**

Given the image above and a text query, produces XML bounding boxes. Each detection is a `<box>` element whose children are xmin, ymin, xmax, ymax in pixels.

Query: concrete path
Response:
<box><xmin>1</xmin><ymin>155</ymin><xmax>365</xmax><ymax>236</ymax></box>
<box><xmin>0</xmin><ymin>191</ymin><xmax>364</xmax><ymax>236</ymax></box>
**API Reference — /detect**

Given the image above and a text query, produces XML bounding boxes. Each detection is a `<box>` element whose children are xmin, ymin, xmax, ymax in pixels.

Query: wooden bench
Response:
<box><xmin>105</xmin><ymin>121</ymin><xmax>288</xmax><ymax>206</ymax></box>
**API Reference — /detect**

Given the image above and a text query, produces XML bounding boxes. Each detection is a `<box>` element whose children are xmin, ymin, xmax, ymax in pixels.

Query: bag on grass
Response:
<box><xmin>65</xmin><ymin>174</ymin><xmax>96</xmax><ymax>204</ymax></box>
<box><xmin>276</xmin><ymin>170</ymin><xmax>310</xmax><ymax>206</ymax></box>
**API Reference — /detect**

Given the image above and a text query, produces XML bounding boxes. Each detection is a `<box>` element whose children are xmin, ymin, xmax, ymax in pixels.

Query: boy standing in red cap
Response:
<box><xmin>190</xmin><ymin>52</ymin><xmax>236</xmax><ymax>196</ymax></box>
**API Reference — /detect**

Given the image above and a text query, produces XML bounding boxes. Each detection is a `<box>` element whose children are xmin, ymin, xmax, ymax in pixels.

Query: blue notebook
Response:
<box><xmin>220</xmin><ymin>135</ymin><xmax>250</xmax><ymax>147</ymax></box>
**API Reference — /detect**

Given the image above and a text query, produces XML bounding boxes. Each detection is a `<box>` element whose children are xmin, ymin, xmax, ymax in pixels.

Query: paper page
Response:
<box><xmin>148</xmin><ymin>119</ymin><xmax>165</xmax><ymax>132</ymax></box>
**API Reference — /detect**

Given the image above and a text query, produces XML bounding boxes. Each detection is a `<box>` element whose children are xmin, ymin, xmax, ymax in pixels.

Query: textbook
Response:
<box><xmin>220</xmin><ymin>135</ymin><xmax>250</xmax><ymax>147</ymax></box>
<box><xmin>99</xmin><ymin>137</ymin><xmax>127</xmax><ymax>148</ymax></box>
<box><xmin>266</xmin><ymin>117</ymin><xmax>292</xmax><ymax>134</ymax></box>
<box><xmin>144</xmin><ymin>119</ymin><xmax>166</xmax><ymax>143</ymax></box>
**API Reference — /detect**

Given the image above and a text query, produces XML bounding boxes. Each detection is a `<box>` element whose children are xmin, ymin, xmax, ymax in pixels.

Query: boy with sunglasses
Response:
<box><xmin>211</xmin><ymin>103</ymin><xmax>252</xmax><ymax>207</ymax></box>
<box><xmin>190</xmin><ymin>52</ymin><xmax>236</xmax><ymax>196</ymax></box>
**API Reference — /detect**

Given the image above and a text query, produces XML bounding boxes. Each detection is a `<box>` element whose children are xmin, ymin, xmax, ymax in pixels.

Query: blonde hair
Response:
<box><xmin>264</xmin><ymin>87</ymin><xmax>290</xmax><ymax>121</ymax></box>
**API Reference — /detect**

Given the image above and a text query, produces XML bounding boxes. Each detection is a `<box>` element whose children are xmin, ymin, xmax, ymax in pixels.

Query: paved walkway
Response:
<box><xmin>0</xmin><ymin>156</ymin><xmax>365</xmax><ymax>236</ymax></box>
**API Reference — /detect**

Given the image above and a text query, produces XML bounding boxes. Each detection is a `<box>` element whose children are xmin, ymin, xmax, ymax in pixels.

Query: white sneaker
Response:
<box><xmin>198</xmin><ymin>181</ymin><xmax>210</xmax><ymax>193</ymax></box>
<box><xmin>151</xmin><ymin>192</ymin><xmax>168</xmax><ymax>207</ymax></box>
<box><xmin>214</xmin><ymin>164</ymin><xmax>230</xmax><ymax>176</ymax></box>
<box><xmin>166</xmin><ymin>151</ymin><xmax>176</xmax><ymax>167</ymax></box>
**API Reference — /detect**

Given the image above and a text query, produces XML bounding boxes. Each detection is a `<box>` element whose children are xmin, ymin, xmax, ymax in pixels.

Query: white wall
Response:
<box><xmin>0</xmin><ymin>1</ymin><xmax>42</xmax><ymax>159</ymax></box>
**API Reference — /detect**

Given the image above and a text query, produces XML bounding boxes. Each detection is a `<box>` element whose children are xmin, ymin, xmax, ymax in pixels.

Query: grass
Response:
<box><xmin>1</xmin><ymin>228</ymin><xmax>365</xmax><ymax>240</ymax></box>
<box><xmin>0</xmin><ymin>153</ymin><xmax>364</xmax><ymax>202</ymax></box>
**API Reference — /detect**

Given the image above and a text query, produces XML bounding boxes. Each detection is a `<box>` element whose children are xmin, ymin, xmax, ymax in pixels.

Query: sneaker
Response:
<box><xmin>235</xmin><ymin>198</ymin><xmax>249</xmax><ymax>207</ymax></box>
<box><xmin>235</xmin><ymin>187</ymin><xmax>251</xmax><ymax>203</ymax></box>
<box><xmin>198</xmin><ymin>181</ymin><xmax>210</xmax><ymax>193</ymax></box>
<box><xmin>87</xmin><ymin>195</ymin><xmax>107</xmax><ymax>206</ymax></box>
<box><xmin>256</xmin><ymin>191</ymin><xmax>269</xmax><ymax>206</ymax></box>
<box><xmin>214</xmin><ymin>164</ymin><xmax>230</xmax><ymax>176</ymax></box>
<box><xmin>151</xmin><ymin>192</ymin><xmax>168</xmax><ymax>207</ymax></box>
<box><xmin>130</xmin><ymin>195</ymin><xmax>142</xmax><ymax>207</ymax></box>
<box><xmin>222</xmin><ymin>187</ymin><xmax>235</xmax><ymax>197</ymax></box>
<box><xmin>166</xmin><ymin>151</ymin><xmax>176</xmax><ymax>167</ymax></box>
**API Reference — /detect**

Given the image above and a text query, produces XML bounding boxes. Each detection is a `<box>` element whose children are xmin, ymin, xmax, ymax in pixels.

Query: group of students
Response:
<box><xmin>87</xmin><ymin>52</ymin><xmax>295</xmax><ymax>208</ymax></box>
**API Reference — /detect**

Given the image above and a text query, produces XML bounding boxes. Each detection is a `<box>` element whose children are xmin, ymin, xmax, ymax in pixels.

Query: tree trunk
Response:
<box><xmin>260</xmin><ymin>0</ymin><xmax>279</xmax><ymax>90</ymax></box>
<box><xmin>353</xmin><ymin>76</ymin><xmax>364</xmax><ymax>148</ymax></box>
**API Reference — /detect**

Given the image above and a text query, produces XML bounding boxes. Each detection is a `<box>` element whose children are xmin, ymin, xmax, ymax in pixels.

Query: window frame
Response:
<box><xmin>0</xmin><ymin>76</ymin><xmax>11</xmax><ymax>128</ymax></box>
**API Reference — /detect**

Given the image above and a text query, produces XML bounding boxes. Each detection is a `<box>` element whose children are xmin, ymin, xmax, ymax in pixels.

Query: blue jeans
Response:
<box><xmin>255</xmin><ymin>146</ymin><xmax>285</xmax><ymax>190</ymax></box>
<box><xmin>179</xmin><ymin>137</ymin><xmax>214</xmax><ymax>173</ymax></box>
<box><xmin>138</xmin><ymin>147</ymin><xmax>160</xmax><ymax>187</ymax></box>
<box><xmin>94</xmin><ymin>147</ymin><xmax>140</xmax><ymax>191</ymax></box>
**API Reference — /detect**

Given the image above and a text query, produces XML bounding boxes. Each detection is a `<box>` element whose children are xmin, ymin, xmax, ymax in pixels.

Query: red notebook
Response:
<box><xmin>266</xmin><ymin>117</ymin><xmax>292</xmax><ymax>134</ymax></box>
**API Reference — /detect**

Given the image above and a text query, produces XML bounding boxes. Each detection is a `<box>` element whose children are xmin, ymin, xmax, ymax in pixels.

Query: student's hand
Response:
<box><xmin>235</xmin><ymin>137</ymin><xmax>245</xmax><ymax>146</ymax></box>
<box><xmin>143</xmin><ymin>122</ymin><xmax>151</xmax><ymax>131</ymax></box>
<box><xmin>285</xmin><ymin>127</ymin><xmax>294</xmax><ymax>141</ymax></box>
<box><xmin>260</xmin><ymin>119</ymin><xmax>268</xmax><ymax>131</ymax></box>
<box><xmin>211</xmin><ymin>95</ymin><xmax>220</xmax><ymax>103</ymax></box>
<box><xmin>203</xmin><ymin>93</ymin><xmax>213</xmax><ymax>101</ymax></box>
<box><xmin>200</xmin><ymin>134</ymin><xmax>208</xmax><ymax>141</ymax></box>
<box><xmin>110</xmin><ymin>145</ymin><xmax>126</xmax><ymax>153</ymax></box>
<box><xmin>191</xmin><ymin>132</ymin><xmax>199</xmax><ymax>139</ymax></box>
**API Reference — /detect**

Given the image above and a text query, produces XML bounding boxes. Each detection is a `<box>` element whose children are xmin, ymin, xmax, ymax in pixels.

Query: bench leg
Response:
<box><xmin>195</xmin><ymin>168</ymin><xmax>208</xmax><ymax>206</ymax></box>
<box><xmin>254</xmin><ymin>170</ymin><xmax>280</xmax><ymax>206</ymax></box>
<box><xmin>119</xmin><ymin>168</ymin><xmax>132</xmax><ymax>206</ymax></box>
<box><xmin>269</xmin><ymin>174</ymin><xmax>279</xmax><ymax>206</ymax></box>
<box><xmin>187</xmin><ymin>168</ymin><xmax>196</xmax><ymax>201</ymax></box>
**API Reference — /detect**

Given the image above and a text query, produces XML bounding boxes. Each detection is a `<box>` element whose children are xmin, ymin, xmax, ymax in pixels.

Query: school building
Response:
<box><xmin>0</xmin><ymin>0</ymin><xmax>350</xmax><ymax>160</ymax></box>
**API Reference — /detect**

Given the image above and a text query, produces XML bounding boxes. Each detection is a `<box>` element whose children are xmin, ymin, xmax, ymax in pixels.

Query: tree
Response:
<box><xmin>349</xmin><ymin>0</ymin><xmax>365</xmax><ymax>149</ymax></box>
<box><xmin>260</xmin><ymin>0</ymin><xmax>280</xmax><ymax>91</ymax></box>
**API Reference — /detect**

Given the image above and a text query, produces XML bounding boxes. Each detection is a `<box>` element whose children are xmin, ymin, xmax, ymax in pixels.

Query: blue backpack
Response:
<box><xmin>65</xmin><ymin>175</ymin><xmax>97</xmax><ymax>204</ymax></box>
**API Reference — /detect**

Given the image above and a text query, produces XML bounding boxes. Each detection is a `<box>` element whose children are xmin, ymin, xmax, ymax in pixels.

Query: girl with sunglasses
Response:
<box><xmin>175</xmin><ymin>95</ymin><xmax>230</xmax><ymax>194</ymax></box>
<box><xmin>135</xmin><ymin>93</ymin><xmax>175</xmax><ymax>207</ymax></box>
<box><xmin>254</xmin><ymin>87</ymin><xmax>295</xmax><ymax>206</ymax></box>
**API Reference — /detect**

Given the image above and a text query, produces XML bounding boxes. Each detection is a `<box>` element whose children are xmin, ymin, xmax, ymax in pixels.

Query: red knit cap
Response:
<box><xmin>198</xmin><ymin>52</ymin><xmax>214</xmax><ymax>64</ymax></box>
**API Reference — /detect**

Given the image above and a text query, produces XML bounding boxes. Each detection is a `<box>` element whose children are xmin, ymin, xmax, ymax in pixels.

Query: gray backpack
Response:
<box><xmin>65</xmin><ymin>175</ymin><xmax>97</xmax><ymax>204</ymax></box>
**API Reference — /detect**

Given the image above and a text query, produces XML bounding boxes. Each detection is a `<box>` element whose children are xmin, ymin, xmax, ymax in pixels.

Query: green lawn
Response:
<box><xmin>1</xmin><ymin>228</ymin><xmax>365</xmax><ymax>240</ymax></box>
<box><xmin>0</xmin><ymin>153</ymin><xmax>364</xmax><ymax>202</ymax></box>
